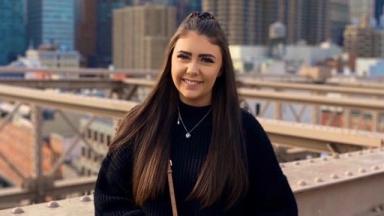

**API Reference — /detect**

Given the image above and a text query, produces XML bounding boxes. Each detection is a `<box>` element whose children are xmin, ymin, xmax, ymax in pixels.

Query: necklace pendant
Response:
<box><xmin>185</xmin><ymin>132</ymin><xmax>191</xmax><ymax>138</ymax></box>
<box><xmin>177</xmin><ymin>119</ymin><xmax>180</xmax><ymax>125</ymax></box>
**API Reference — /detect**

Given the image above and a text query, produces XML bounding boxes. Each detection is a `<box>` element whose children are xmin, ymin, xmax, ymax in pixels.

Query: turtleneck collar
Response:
<box><xmin>178</xmin><ymin>99</ymin><xmax>211</xmax><ymax>114</ymax></box>
<box><xmin>177</xmin><ymin>99</ymin><xmax>212</xmax><ymax>128</ymax></box>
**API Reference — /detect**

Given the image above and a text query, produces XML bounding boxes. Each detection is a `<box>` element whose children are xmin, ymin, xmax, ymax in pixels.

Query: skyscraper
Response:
<box><xmin>280</xmin><ymin>0</ymin><xmax>330</xmax><ymax>45</ymax></box>
<box><xmin>95</xmin><ymin>0</ymin><xmax>131</xmax><ymax>67</ymax></box>
<box><xmin>349</xmin><ymin>0</ymin><xmax>374</xmax><ymax>25</ymax></box>
<box><xmin>0</xmin><ymin>0</ymin><xmax>27</xmax><ymax>65</ymax></box>
<box><xmin>75</xmin><ymin>0</ymin><xmax>97</xmax><ymax>67</ymax></box>
<box><xmin>27</xmin><ymin>0</ymin><xmax>75</xmax><ymax>50</ymax></box>
<box><xmin>133</xmin><ymin>0</ymin><xmax>201</xmax><ymax>24</ymax></box>
<box><xmin>329</xmin><ymin>0</ymin><xmax>349</xmax><ymax>45</ymax></box>
<box><xmin>375</xmin><ymin>0</ymin><xmax>384</xmax><ymax>26</ymax></box>
<box><xmin>279</xmin><ymin>0</ymin><xmax>304</xmax><ymax>44</ymax></box>
<box><xmin>302</xmin><ymin>0</ymin><xmax>330</xmax><ymax>45</ymax></box>
<box><xmin>344</xmin><ymin>21</ymin><xmax>381</xmax><ymax>58</ymax></box>
<box><xmin>203</xmin><ymin>0</ymin><xmax>280</xmax><ymax>45</ymax></box>
<box><xmin>113</xmin><ymin>5</ymin><xmax>176</xmax><ymax>69</ymax></box>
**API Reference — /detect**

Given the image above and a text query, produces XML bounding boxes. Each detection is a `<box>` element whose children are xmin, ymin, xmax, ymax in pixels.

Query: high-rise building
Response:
<box><xmin>113</xmin><ymin>5</ymin><xmax>176</xmax><ymax>69</ymax></box>
<box><xmin>203</xmin><ymin>0</ymin><xmax>280</xmax><ymax>45</ymax></box>
<box><xmin>349</xmin><ymin>0</ymin><xmax>374</xmax><ymax>25</ymax></box>
<box><xmin>95</xmin><ymin>0</ymin><xmax>131</xmax><ymax>67</ymax></box>
<box><xmin>329</xmin><ymin>0</ymin><xmax>349</xmax><ymax>45</ymax></box>
<box><xmin>75</xmin><ymin>0</ymin><xmax>97</xmax><ymax>67</ymax></box>
<box><xmin>27</xmin><ymin>0</ymin><xmax>75</xmax><ymax>50</ymax></box>
<box><xmin>0</xmin><ymin>0</ymin><xmax>27</xmax><ymax>65</ymax></box>
<box><xmin>375</xmin><ymin>0</ymin><xmax>384</xmax><ymax>26</ymax></box>
<box><xmin>344</xmin><ymin>20</ymin><xmax>382</xmax><ymax>58</ymax></box>
<box><xmin>279</xmin><ymin>0</ymin><xmax>304</xmax><ymax>44</ymax></box>
<box><xmin>280</xmin><ymin>0</ymin><xmax>330</xmax><ymax>45</ymax></box>
<box><xmin>133</xmin><ymin>0</ymin><xmax>201</xmax><ymax>24</ymax></box>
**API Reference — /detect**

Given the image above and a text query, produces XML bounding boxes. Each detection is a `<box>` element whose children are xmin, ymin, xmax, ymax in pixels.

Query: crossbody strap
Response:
<box><xmin>167</xmin><ymin>160</ymin><xmax>178</xmax><ymax>216</ymax></box>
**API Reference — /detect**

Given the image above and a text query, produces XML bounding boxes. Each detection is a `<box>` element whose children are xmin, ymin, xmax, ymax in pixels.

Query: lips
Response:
<box><xmin>182</xmin><ymin>78</ymin><xmax>203</xmax><ymax>84</ymax></box>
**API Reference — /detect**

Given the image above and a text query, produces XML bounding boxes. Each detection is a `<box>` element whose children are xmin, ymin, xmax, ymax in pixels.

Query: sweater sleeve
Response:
<box><xmin>241</xmin><ymin>110</ymin><xmax>298</xmax><ymax>216</ymax></box>
<box><xmin>94</xmin><ymin>145</ymin><xmax>144</xmax><ymax>216</ymax></box>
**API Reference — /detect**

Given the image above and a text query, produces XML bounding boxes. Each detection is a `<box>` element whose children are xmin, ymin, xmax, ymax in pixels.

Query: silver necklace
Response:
<box><xmin>177</xmin><ymin>105</ymin><xmax>212</xmax><ymax>138</ymax></box>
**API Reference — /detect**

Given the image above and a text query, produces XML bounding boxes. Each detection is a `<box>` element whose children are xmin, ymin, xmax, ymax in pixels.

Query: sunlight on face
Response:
<box><xmin>171</xmin><ymin>31</ymin><xmax>223</xmax><ymax>107</ymax></box>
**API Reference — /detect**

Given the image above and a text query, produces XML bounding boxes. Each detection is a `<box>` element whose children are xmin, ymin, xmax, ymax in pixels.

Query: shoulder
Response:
<box><xmin>239</xmin><ymin>109</ymin><xmax>273</xmax><ymax>158</ymax></box>
<box><xmin>109</xmin><ymin>143</ymin><xmax>134</xmax><ymax>163</ymax></box>
<box><xmin>103</xmin><ymin>143</ymin><xmax>135</xmax><ymax>174</ymax></box>
<box><xmin>240</xmin><ymin>108</ymin><xmax>264</xmax><ymax>135</ymax></box>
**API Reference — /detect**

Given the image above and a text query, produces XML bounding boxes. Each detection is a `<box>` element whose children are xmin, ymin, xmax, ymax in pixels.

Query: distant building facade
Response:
<box><xmin>75</xmin><ymin>0</ymin><xmax>97</xmax><ymax>67</ymax></box>
<box><xmin>113</xmin><ymin>5</ymin><xmax>176</xmax><ymax>70</ymax></box>
<box><xmin>95</xmin><ymin>0</ymin><xmax>131</xmax><ymax>67</ymax></box>
<box><xmin>78</xmin><ymin>119</ymin><xmax>112</xmax><ymax>176</ymax></box>
<box><xmin>349</xmin><ymin>0</ymin><xmax>374</xmax><ymax>25</ymax></box>
<box><xmin>356</xmin><ymin>58</ymin><xmax>384</xmax><ymax>77</ymax></box>
<box><xmin>275</xmin><ymin>0</ymin><xmax>331</xmax><ymax>45</ymax></box>
<box><xmin>329</xmin><ymin>0</ymin><xmax>349</xmax><ymax>45</ymax></box>
<box><xmin>133</xmin><ymin>0</ymin><xmax>201</xmax><ymax>24</ymax></box>
<box><xmin>27</xmin><ymin>0</ymin><xmax>75</xmax><ymax>50</ymax></box>
<box><xmin>203</xmin><ymin>0</ymin><xmax>280</xmax><ymax>45</ymax></box>
<box><xmin>203</xmin><ymin>0</ymin><xmax>330</xmax><ymax>46</ymax></box>
<box><xmin>344</xmin><ymin>20</ymin><xmax>383</xmax><ymax>58</ymax></box>
<box><xmin>375</xmin><ymin>0</ymin><xmax>384</xmax><ymax>26</ymax></box>
<box><xmin>25</xmin><ymin>49</ymin><xmax>80</xmax><ymax>69</ymax></box>
<box><xmin>0</xmin><ymin>0</ymin><xmax>27</xmax><ymax>65</ymax></box>
<box><xmin>229</xmin><ymin>43</ymin><xmax>341</xmax><ymax>74</ymax></box>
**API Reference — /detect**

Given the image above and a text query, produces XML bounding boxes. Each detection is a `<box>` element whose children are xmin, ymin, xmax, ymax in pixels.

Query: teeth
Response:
<box><xmin>184</xmin><ymin>79</ymin><xmax>200</xmax><ymax>84</ymax></box>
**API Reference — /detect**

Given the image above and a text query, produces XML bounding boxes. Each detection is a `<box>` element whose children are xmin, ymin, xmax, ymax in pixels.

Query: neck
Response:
<box><xmin>179</xmin><ymin>95</ymin><xmax>211</xmax><ymax>107</ymax></box>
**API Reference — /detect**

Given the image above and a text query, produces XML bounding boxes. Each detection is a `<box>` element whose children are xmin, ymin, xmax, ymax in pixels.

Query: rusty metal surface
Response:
<box><xmin>0</xmin><ymin>195</ymin><xmax>94</xmax><ymax>216</ymax></box>
<box><xmin>0</xmin><ymin>176</ymin><xmax>96</xmax><ymax>204</ymax></box>
<box><xmin>283</xmin><ymin>148</ymin><xmax>384</xmax><ymax>216</ymax></box>
<box><xmin>1</xmin><ymin>149</ymin><xmax>384</xmax><ymax>215</ymax></box>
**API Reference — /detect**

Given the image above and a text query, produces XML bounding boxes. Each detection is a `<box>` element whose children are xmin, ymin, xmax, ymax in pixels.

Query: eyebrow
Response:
<box><xmin>177</xmin><ymin>50</ymin><xmax>216</xmax><ymax>59</ymax></box>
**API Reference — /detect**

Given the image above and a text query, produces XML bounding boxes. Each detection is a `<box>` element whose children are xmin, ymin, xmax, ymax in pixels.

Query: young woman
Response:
<box><xmin>94</xmin><ymin>12</ymin><xmax>298</xmax><ymax>215</ymax></box>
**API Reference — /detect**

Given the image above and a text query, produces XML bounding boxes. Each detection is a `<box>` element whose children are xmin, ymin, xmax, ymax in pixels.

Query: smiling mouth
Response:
<box><xmin>182</xmin><ymin>78</ymin><xmax>203</xmax><ymax>84</ymax></box>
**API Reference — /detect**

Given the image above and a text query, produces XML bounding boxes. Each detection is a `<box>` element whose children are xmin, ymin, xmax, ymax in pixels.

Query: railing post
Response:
<box><xmin>274</xmin><ymin>89</ymin><xmax>283</xmax><ymax>120</ymax></box>
<box><xmin>312</xmin><ymin>91</ymin><xmax>321</xmax><ymax>125</ymax></box>
<box><xmin>343</xmin><ymin>108</ymin><xmax>351</xmax><ymax>129</ymax></box>
<box><xmin>372</xmin><ymin>111</ymin><xmax>379</xmax><ymax>132</ymax></box>
<box><xmin>31</xmin><ymin>105</ymin><xmax>44</xmax><ymax>202</ymax></box>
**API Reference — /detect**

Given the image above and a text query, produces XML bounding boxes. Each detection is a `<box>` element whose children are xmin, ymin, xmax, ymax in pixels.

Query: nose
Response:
<box><xmin>186</xmin><ymin>61</ymin><xmax>199</xmax><ymax>75</ymax></box>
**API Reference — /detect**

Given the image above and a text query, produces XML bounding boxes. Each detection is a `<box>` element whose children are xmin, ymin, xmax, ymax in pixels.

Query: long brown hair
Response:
<box><xmin>110</xmin><ymin>11</ymin><xmax>249</xmax><ymax>209</ymax></box>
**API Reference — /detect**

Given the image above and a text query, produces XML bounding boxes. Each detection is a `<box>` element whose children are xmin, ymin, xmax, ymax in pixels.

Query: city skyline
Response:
<box><xmin>1</xmin><ymin>0</ymin><xmax>384</xmax><ymax>70</ymax></box>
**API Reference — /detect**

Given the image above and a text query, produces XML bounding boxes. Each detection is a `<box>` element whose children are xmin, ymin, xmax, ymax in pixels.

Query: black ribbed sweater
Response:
<box><xmin>94</xmin><ymin>102</ymin><xmax>298</xmax><ymax>216</ymax></box>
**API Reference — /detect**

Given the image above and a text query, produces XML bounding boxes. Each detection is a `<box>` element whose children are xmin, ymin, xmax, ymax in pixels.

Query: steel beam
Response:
<box><xmin>0</xmin><ymin>85</ymin><xmax>382</xmax><ymax>151</ymax></box>
<box><xmin>0</xmin><ymin>67</ymin><xmax>157</xmax><ymax>76</ymax></box>
<box><xmin>259</xmin><ymin>118</ymin><xmax>383</xmax><ymax>150</ymax></box>
<box><xmin>284</xmin><ymin>148</ymin><xmax>384</xmax><ymax>216</ymax></box>
<box><xmin>1</xmin><ymin>149</ymin><xmax>384</xmax><ymax>215</ymax></box>
<box><xmin>0</xmin><ymin>85</ymin><xmax>136</xmax><ymax>118</ymax></box>
<box><xmin>0</xmin><ymin>79</ymin><xmax>121</xmax><ymax>89</ymax></box>
<box><xmin>237</xmin><ymin>79</ymin><xmax>384</xmax><ymax>97</ymax></box>
<box><xmin>238</xmin><ymin>88</ymin><xmax>384</xmax><ymax>112</ymax></box>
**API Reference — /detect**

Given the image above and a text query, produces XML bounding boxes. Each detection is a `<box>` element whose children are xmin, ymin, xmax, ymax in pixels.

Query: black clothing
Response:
<box><xmin>94</xmin><ymin>102</ymin><xmax>298</xmax><ymax>215</ymax></box>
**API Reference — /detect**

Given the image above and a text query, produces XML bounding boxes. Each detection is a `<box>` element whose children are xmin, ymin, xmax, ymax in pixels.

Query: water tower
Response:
<box><xmin>268</xmin><ymin>21</ymin><xmax>286</xmax><ymax>59</ymax></box>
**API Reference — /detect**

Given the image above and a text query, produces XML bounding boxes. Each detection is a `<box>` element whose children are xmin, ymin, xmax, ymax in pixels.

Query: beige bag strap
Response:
<box><xmin>167</xmin><ymin>160</ymin><xmax>178</xmax><ymax>216</ymax></box>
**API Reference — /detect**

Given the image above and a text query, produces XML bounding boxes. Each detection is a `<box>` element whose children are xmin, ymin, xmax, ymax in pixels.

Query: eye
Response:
<box><xmin>177</xmin><ymin>54</ymin><xmax>190</xmax><ymax>60</ymax></box>
<box><xmin>201</xmin><ymin>57</ymin><xmax>214</xmax><ymax>64</ymax></box>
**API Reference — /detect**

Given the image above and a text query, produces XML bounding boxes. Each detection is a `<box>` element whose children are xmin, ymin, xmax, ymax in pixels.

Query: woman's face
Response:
<box><xmin>171</xmin><ymin>31</ymin><xmax>223</xmax><ymax>107</ymax></box>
